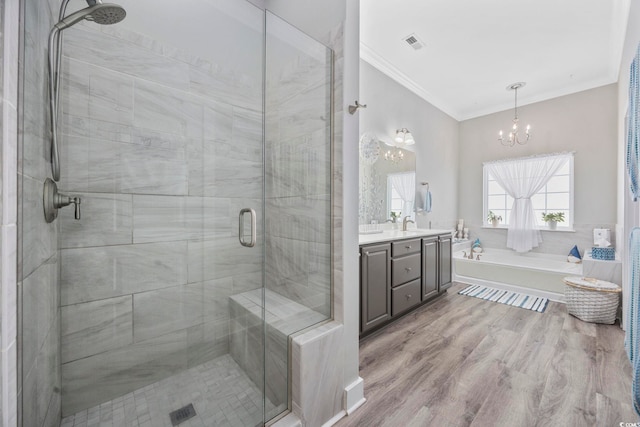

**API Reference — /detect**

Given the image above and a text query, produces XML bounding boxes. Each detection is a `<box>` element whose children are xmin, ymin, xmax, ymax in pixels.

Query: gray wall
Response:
<box><xmin>359</xmin><ymin>60</ymin><xmax>459</xmax><ymax>230</ymax></box>
<box><xmin>19</xmin><ymin>0</ymin><xmax>62</xmax><ymax>426</ymax></box>
<box><xmin>458</xmin><ymin>84</ymin><xmax>618</xmax><ymax>255</ymax></box>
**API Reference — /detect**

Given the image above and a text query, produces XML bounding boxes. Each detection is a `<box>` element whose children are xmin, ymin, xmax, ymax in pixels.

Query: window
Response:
<box><xmin>387</xmin><ymin>172</ymin><xmax>415</xmax><ymax>220</ymax></box>
<box><xmin>388</xmin><ymin>183</ymin><xmax>404</xmax><ymax>216</ymax></box>
<box><xmin>483</xmin><ymin>154</ymin><xmax>574</xmax><ymax>229</ymax></box>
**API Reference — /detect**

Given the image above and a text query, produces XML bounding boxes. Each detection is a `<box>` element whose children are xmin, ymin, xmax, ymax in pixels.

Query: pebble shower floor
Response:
<box><xmin>60</xmin><ymin>355</ymin><xmax>266</xmax><ymax>427</ymax></box>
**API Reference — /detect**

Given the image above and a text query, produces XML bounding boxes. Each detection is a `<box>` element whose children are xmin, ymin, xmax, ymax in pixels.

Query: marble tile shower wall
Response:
<box><xmin>57</xmin><ymin>23</ymin><xmax>264</xmax><ymax>416</ymax></box>
<box><xmin>19</xmin><ymin>0</ymin><xmax>62</xmax><ymax>426</ymax></box>
<box><xmin>265</xmin><ymin>41</ymin><xmax>332</xmax><ymax>318</ymax></box>
<box><xmin>1</xmin><ymin>0</ymin><xmax>21</xmax><ymax>425</ymax></box>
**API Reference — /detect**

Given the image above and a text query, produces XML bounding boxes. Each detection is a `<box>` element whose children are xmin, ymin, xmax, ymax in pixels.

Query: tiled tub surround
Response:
<box><xmin>57</xmin><ymin>19</ymin><xmax>265</xmax><ymax>415</ymax></box>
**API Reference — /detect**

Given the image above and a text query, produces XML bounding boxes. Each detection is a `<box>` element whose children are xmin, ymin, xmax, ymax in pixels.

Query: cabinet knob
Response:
<box><xmin>405</xmin><ymin>267</ymin><xmax>411</xmax><ymax>272</ymax></box>
<box><xmin>405</xmin><ymin>245</ymin><xmax>412</xmax><ymax>249</ymax></box>
<box><xmin>406</xmin><ymin>294</ymin><xmax>412</xmax><ymax>300</ymax></box>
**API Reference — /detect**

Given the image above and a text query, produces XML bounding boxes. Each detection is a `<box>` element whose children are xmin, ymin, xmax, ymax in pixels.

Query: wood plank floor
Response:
<box><xmin>336</xmin><ymin>283</ymin><xmax>638</xmax><ymax>427</ymax></box>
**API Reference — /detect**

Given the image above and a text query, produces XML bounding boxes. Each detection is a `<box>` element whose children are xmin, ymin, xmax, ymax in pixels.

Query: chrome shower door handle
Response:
<box><xmin>238</xmin><ymin>208</ymin><xmax>256</xmax><ymax>248</ymax></box>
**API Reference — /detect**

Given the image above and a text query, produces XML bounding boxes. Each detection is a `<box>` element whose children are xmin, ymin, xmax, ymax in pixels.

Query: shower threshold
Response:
<box><xmin>60</xmin><ymin>354</ymin><xmax>275</xmax><ymax>427</ymax></box>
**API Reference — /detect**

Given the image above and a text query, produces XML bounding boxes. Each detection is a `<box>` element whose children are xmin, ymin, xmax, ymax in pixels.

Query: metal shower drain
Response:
<box><xmin>169</xmin><ymin>403</ymin><xmax>197</xmax><ymax>426</ymax></box>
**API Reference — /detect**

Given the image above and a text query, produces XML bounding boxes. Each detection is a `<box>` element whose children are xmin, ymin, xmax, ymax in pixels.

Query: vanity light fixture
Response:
<box><xmin>395</xmin><ymin>128</ymin><xmax>415</xmax><ymax>146</ymax></box>
<box><xmin>498</xmin><ymin>82</ymin><xmax>531</xmax><ymax>147</ymax></box>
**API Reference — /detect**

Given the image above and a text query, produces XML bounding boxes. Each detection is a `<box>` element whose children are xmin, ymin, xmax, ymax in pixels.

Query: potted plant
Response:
<box><xmin>542</xmin><ymin>212</ymin><xmax>565</xmax><ymax>230</ymax></box>
<box><xmin>389</xmin><ymin>211</ymin><xmax>401</xmax><ymax>228</ymax></box>
<box><xmin>487</xmin><ymin>211</ymin><xmax>502</xmax><ymax>227</ymax></box>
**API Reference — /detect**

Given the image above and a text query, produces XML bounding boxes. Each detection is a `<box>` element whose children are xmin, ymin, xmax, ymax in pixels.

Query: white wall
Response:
<box><xmin>360</xmin><ymin>60</ymin><xmax>459</xmax><ymax>230</ymax></box>
<box><xmin>458</xmin><ymin>84</ymin><xmax>618</xmax><ymax>255</ymax></box>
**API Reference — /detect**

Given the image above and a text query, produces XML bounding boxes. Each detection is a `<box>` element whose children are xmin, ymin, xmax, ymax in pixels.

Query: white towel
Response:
<box><xmin>424</xmin><ymin>190</ymin><xmax>432</xmax><ymax>213</ymax></box>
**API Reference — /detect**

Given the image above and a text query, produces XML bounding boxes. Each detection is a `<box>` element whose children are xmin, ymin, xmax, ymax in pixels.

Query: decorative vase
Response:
<box><xmin>548</xmin><ymin>220</ymin><xmax>557</xmax><ymax>230</ymax></box>
<box><xmin>491</xmin><ymin>219</ymin><xmax>499</xmax><ymax>227</ymax></box>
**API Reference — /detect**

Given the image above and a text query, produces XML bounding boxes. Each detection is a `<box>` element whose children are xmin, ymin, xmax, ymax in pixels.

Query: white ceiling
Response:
<box><xmin>360</xmin><ymin>0</ymin><xmax>631</xmax><ymax>121</ymax></box>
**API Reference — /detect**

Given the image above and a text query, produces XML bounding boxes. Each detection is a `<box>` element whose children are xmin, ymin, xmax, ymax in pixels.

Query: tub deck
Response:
<box><xmin>453</xmin><ymin>249</ymin><xmax>582</xmax><ymax>302</ymax></box>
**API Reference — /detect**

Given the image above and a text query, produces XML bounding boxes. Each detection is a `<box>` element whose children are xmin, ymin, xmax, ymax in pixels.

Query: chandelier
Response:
<box><xmin>498</xmin><ymin>82</ymin><xmax>531</xmax><ymax>147</ymax></box>
<box><xmin>381</xmin><ymin>128</ymin><xmax>414</xmax><ymax>163</ymax></box>
<box><xmin>383</xmin><ymin>149</ymin><xmax>404</xmax><ymax>163</ymax></box>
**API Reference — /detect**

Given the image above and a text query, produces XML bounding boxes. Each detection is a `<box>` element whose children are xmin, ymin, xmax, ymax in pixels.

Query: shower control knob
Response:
<box><xmin>43</xmin><ymin>178</ymin><xmax>81</xmax><ymax>223</ymax></box>
<box><xmin>68</xmin><ymin>196</ymin><xmax>81</xmax><ymax>220</ymax></box>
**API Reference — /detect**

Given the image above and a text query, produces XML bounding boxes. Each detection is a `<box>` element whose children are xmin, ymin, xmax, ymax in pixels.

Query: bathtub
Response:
<box><xmin>453</xmin><ymin>248</ymin><xmax>583</xmax><ymax>302</ymax></box>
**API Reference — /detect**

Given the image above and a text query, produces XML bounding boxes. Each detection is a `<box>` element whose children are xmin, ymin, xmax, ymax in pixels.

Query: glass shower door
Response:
<box><xmin>263</xmin><ymin>10</ymin><xmax>334</xmax><ymax>422</ymax></box>
<box><xmin>20</xmin><ymin>0</ymin><xmax>268</xmax><ymax>426</ymax></box>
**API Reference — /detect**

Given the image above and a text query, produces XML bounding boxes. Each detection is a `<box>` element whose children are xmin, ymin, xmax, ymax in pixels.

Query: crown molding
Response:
<box><xmin>359</xmin><ymin>42</ymin><xmax>461</xmax><ymax>120</ymax></box>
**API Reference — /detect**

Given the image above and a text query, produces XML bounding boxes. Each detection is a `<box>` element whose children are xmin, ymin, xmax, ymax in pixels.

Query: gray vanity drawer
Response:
<box><xmin>391</xmin><ymin>238</ymin><xmax>421</xmax><ymax>257</ymax></box>
<box><xmin>391</xmin><ymin>253</ymin><xmax>421</xmax><ymax>287</ymax></box>
<box><xmin>392</xmin><ymin>279</ymin><xmax>421</xmax><ymax>316</ymax></box>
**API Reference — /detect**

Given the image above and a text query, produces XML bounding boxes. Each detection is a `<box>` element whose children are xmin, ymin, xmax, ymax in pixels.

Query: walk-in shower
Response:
<box><xmin>19</xmin><ymin>0</ymin><xmax>333</xmax><ymax>425</ymax></box>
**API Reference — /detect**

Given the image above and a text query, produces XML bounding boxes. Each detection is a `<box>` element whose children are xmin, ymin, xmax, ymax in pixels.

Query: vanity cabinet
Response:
<box><xmin>360</xmin><ymin>243</ymin><xmax>392</xmax><ymax>334</ymax></box>
<box><xmin>359</xmin><ymin>232</ymin><xmax>453</xmax><ymax>336</ymax></box>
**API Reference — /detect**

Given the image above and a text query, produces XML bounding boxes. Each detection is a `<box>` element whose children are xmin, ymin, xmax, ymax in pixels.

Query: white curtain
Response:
<box><xmin>390</xmin><ymin>172</ymin><xmax>415</xmax><ymax>220</ymax></box>
<box><xmin>486</xmin><ymin>153</ymin><xmax>570</xmax><ymax>253</ymax></box>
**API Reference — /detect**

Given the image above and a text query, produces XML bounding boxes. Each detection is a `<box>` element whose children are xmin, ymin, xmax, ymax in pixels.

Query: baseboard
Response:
<box><xmin>344</xmin><ymin>376</ymin><xmax>366</xmax><ymax>415</ymax></box>
<box><xmin>455</xmin><ymin>275</ymin><xmax>565</xmax><ymax>303</ymax></box>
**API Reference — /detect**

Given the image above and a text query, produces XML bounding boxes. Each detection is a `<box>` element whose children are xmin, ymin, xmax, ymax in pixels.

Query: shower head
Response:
<box><xmin>54</xmin><ymin>3</ymin><xmax>126</xmax><ymax>30</ymax></box>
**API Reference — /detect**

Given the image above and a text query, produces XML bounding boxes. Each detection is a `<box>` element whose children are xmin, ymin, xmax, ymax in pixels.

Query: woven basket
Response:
<box><xmin>564</xmin><ymin>277</ymin><xmax>621</xmax><ymax>324</ymax></box>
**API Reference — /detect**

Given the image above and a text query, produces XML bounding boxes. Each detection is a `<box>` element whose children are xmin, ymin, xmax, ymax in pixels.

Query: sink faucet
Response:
<box><xmin>402</xmin><ymin>216</ymin><xmax>415</xmax><ymax>231</ymax></box>
<box><xmin>467</xmin><ymin>247</ymin><xmax>475</xmax><ymax>259</ymax></box>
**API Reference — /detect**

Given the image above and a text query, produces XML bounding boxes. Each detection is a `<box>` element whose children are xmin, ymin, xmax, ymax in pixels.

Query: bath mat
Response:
<box><xmin>458</xmin><ymin>285</ymin><xmax>548</xmax><ymax>313</ymax></box>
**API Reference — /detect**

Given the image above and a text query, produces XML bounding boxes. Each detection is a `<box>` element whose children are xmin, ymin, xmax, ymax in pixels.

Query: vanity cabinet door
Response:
<box><xmin>439</xmin><ymin>235</ymin><xmax>452</xmax><ymax>291</ymax></box>
<box><xmin>422</xmin><ymin>237</ymin><xmax>438</xmax><ymax>300</ymax></box>
<box><xmin>360</xmin><ymin>243</ymin><xmax>392</xmax><ymax>333</ymax></box>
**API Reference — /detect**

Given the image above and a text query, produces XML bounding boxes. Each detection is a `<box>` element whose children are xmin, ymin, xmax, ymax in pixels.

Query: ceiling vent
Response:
<box><xmin>403</xmin><ymin>33</ymin><xmax>424</xmax><ymax>50</ymax></box>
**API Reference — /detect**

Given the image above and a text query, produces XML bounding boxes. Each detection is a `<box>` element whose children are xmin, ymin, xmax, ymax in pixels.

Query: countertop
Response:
<box><xmin>359</xmin><ymin>228</ymin><xmax>452</xmax><ymax>245</ymax></box>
